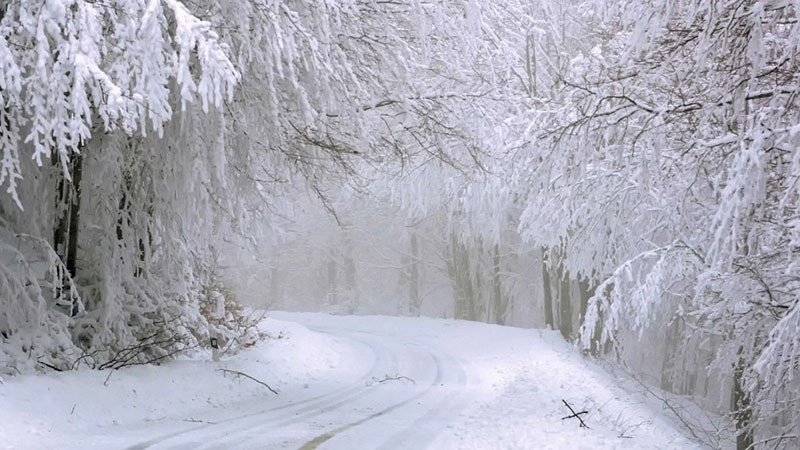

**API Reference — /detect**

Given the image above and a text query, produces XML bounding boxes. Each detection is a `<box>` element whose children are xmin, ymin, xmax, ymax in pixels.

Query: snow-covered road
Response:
<box><xmin>1</xmin><ymin>313</ymin><xmax>707</xmax><ymax>449</ymax></box>
<box><xmin>130</xmin><ymin>321</ymin><xmax>471</xmax><ymax>449</ymax></box>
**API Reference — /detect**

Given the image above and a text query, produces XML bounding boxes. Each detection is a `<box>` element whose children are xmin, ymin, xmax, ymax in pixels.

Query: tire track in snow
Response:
<box><xmin>127</xmin><ymin>331</ymin><xmax>398</xmax><ymax>450</ymax></box>
<box><xmin>198</xmin><ymin>332</ymin><xmax>404</xmax><ymax>449</ymax></box>
<box><xmin>306</xmin><ymin>346</ymin><xmax>470</xmax><ymax>450</ymax></box>
<box><xmin>297</xmin><ymin>349</ymin><xmax>444</xmax><ymax>450</ymax></box>
<box><xmin>374</xmin><ymin>352</ymin><xmax>469</xmax><ymax>450</ymax></box>
<box><xmin>129</xmin><ymin>324</ymin><xmax>469</xmax><ymax>450</ymax></box>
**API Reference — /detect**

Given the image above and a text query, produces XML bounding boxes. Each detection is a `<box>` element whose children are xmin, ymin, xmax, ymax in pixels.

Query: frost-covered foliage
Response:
<box><xmin>0</xmin><ymin>228</ymin><xmax>78</xmax><ymax>373</ymax></box>
<box><xmin>0</xmin><ymin>0</ymin><xmax>238</xmax><ymax>206</ymax></box>
<box><xmin>3</xmin><ymin>0</ymin><xmax>796</xmax><ymax>445</ymax></box>
<box><xmin>0</xmin><ymin>0</ymin><xmax>238</xmax><ymax>373</ymax></box>
<box><xmin>207</xmin><ymin>0</ymin><xmax>513</xmax><ymax>189</ymax></box>
<box><xmin>505</xmin><ymin>0</ymin><xmax>800</xmax><ymax>445</ymax></box>
<box><xmin>0</xmin><ymin>0</ymin><xmax>537</xmax><ymax>375</ymax></box>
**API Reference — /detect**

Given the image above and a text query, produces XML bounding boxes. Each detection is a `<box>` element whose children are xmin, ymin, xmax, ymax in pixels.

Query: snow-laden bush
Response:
<box><xmin>0</xmin><ymin>226</ymin><xmax>80</xmax><ymax>374</ymax></box>
<box><xmin>200</xmin><ymin>280</ymin><xmax>267</xmax><ymax>355</ymax></box>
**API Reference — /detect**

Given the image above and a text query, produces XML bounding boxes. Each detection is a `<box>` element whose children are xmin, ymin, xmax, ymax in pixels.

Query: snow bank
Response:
<box><xmin>0</xmin><ymin>317</ymin><xmax>363</xmax><ymax>449</ymax></box>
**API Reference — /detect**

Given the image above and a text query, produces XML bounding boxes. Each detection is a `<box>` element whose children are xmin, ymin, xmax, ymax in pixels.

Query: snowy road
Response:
<box><xmin>1</xmin><ymin>313</ymin><xmax>708</xmax><ymax>449</ymax></box>
<box><xmin>129</xmin><ymin>323</ymin><xmax>471</xmax><ymax>450</ymax></box>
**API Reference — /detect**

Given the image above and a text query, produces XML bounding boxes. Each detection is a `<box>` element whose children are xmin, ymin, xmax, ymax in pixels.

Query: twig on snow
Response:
<box><xmin>183</xmin><ymin>417</ymin><xmax>218</xmax><ymax>424</ymax></box>
<box><xmin>217</xmin><ymin>369</ymin><xmax>278</xmax><ymax>395</ymax></box>
<box><xmin>561</xmin><ymin>409</ymin><xmax>589</xmax><ymax>420</ymax></box>
<box><xmin>366</xmin><ymin>373</ymin><xmax>416</xmax><ymax>386</ymax></box>
<box><xmin>562</xmin><ymin>399</ymin><xmax>590</xmax><ymax>429</ymax></box>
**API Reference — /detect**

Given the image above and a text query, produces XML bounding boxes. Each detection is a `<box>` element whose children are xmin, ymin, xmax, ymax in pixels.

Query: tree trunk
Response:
<box><xmin>559</xmin><ymin>270</ymin><xmax>572</xmax><ymax>340</ymax></box>
<box><xmin>541</xmin><ymin>248</ymin><xmax>554</xmax><ymax>329</ymax></box>
<box><xmin>578</xmin><ymin>279</ymin><xmax>592</xmax><ymax>324</ymax></box>
<box><xmin>526</xmin><ymin>34</ymin><xmax>537</xmax><ymax>97</ymax></box>
<box><xmin>491</xmin><ymin>244</ymin><xmax>506</xmax><ymax>325</ymax></box>
<box><xmin>65</xmin><ymin>152</ymin><xmax>82</xmax><ymax>278</ymax></box>
<box><xmin>660</xmin><ymin>321</ymin><xmax>677</xmax><ymax>392</ymax></box>
<box><xmin>448</xmin><ymin>234</ymin><xmax>478</xmax><ymax>321</ymax></box>
<box><xmin>327</xmin><ymin>258</ymin><xmax>338</xmax><ymax>306</ymax></box>
<box><xmin>409</xmin><ymin>232</ymin><xmax>421</xmax><ymax>316</ymax></box>
<box><xmin>732</xmin><ymin>356</ymin><xmax>753</xmax><ymax>450</ymax></box>
<box><xmin>343</xmin><ymin>228</ymin><xmax>356</xmax><ymax>305</ymax></box>
<box><xmin>54</xmin><ymin>178</ymin><xmax>68</xmax><ymax>264</ymax></box>
<box><xmin>53</xmin><ymin>152</ymin><xmax>83</xmax><ymax>315</ymax></box>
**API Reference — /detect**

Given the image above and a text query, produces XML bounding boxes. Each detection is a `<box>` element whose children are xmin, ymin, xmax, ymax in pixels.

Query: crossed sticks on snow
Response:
<box><xmin>561</xmin><ymin>399</ymin><xmax>590</xmax><ymax>429</ymax></box>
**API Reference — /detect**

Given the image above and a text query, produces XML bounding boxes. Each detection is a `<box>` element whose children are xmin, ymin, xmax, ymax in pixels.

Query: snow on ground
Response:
<box><xmin>1</xmin><ymin>313</ymin><xmax>706</xmax><ymax>449</ymax></box>
<box><xmin>0</xmin><ymin>318</ymin><xmax>364</xmax><ymax>449</ymax></box>
<box><xmin>278</xmin><ymin>313</ymin><xmax>706</xmax><ymax>450</ymax></box>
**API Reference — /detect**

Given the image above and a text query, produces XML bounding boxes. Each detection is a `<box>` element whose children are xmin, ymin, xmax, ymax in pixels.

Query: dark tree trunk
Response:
<box><xmin>54</xmin><ymin>178</ymin><xmax>68</xmax><ymax>263</ymax></box>
<box><xmin>53</xmin><ymin>151</ymin><xmax>83</xmax><ymax>316</ymax></box>
<box><xmin>65</xmin><ymin>152</ymin><xmax>82</xmax><ymax>278</ymax></box>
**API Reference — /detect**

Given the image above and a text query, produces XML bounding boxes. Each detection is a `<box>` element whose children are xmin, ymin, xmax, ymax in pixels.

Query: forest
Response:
<box><xmin>0</xmin><ymin>0</ymin><xmax>799</xmax><ymax>449</ymax></box>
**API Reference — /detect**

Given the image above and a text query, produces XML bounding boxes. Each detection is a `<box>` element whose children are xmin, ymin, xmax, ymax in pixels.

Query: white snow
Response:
<box><xmin>0</xmin><ymin>313</ymin><xmax>704</xmax><ymax>449</ymax></box>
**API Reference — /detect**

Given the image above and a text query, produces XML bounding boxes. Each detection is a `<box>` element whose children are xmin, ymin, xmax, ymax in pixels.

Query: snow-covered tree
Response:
<box><xmin>0</xmin><ymin>0</ymin><xmax>536</xmax><ymax>374</ymax></box>
<box><xmin>507</xmin><ymin>0</ymin><xmax>800</xmax><ymax>446</ymax></box>
<box><xmin>0</xmin><ymin>0</ymin><xmax>238</xmax><ymax>372</ymax></box>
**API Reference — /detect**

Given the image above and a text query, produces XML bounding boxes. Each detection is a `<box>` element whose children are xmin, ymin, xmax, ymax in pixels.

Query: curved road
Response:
<box><xmin>127</xmin><ymin>322</ymin><xmax>470</xmax><ymax>450</ymax></box>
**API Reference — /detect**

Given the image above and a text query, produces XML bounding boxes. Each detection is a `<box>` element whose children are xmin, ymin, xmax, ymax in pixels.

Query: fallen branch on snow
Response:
<box><xmin>562</xmin><ymin>399</ymin><xmax>590</xmax><ymax>429</ymax></box>
<box><xmin>367</xmin><ymin>373</ymin><xmax>416</xmax><ymax>386</ymax></box>
<box><xmin>217</xmin><ymin>369</ymin><xmax>279</xmax><ymax>395</ymax></box>
<box><xmin>183</xmin><ymin>417</ymin><xmax>218</xmax><ymax>424</ymax></box>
